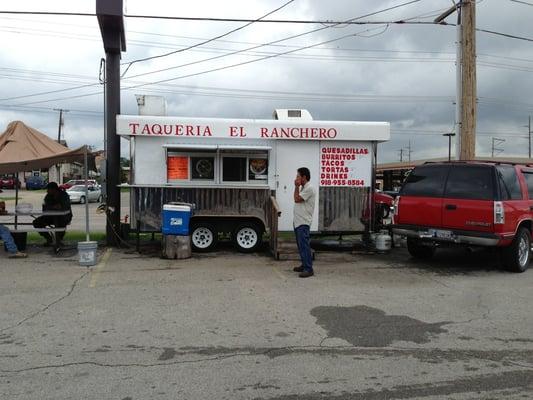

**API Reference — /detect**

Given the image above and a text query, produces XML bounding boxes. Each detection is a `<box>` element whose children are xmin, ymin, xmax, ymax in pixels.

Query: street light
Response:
<box><xmin>443</xmin><ymin>133</ymin><xmax>456</xmax><ymax>161</ymax></box>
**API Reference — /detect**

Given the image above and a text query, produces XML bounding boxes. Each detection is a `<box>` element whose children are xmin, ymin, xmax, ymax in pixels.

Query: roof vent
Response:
<box><xmin>272</xmin><ymin>109</ymin><xmax>313</xmax><ymax>121</ymax></box>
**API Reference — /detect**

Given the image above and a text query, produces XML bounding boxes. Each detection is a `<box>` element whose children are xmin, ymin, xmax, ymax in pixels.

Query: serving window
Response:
<box><xmin>167</xmin><ymin>150</ymin><xmax>217</xmax><ymax>183</ymax></box>
<box><xmin>166</xmin><ymin>146</ymin><xmax>269</xmax><ymax>185</ymax></box>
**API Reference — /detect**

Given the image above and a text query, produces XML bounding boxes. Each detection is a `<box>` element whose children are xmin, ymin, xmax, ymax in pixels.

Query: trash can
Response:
<box><xmin>162</xmin><ymin>204</ymin><xmax>192</xmax><ymax>236</ymax></box>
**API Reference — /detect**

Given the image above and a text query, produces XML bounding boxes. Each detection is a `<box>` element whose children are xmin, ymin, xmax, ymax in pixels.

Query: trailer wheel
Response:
<box><xmin>191</xmin><ymin>223</ymin><xmax>218</xmax><ymax>252</ymax></box>
<box><xmin>233</xmin><ymin>222</ymin><xmax>262</xmax><ymax>253</ymax></box>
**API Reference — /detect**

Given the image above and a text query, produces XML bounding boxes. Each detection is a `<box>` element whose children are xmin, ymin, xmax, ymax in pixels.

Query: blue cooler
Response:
<box><xmin>162</xmin><ymin>204</ymin><xmax>192</xmax><ymax>235</ymax></box>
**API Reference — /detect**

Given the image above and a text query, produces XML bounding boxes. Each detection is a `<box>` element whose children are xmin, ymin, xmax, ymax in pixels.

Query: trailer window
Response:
<box><xmin>223</xmin><ymin>157</ymin><xmax>247</xmax><ymax>182</ymax></box>
<box><xmin>191</xmin><ymin>156</ymin><xmax>215</xmax><ymax>181</ymax></box>
<box><xmin>221</xmin><ymin>152</ymin><xmax>268</xmax><ymax>184</ymax></box>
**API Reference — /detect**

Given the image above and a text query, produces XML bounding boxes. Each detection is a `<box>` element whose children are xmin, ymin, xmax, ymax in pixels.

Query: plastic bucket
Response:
<box><xmin>78</xmin><ymin>241</ymin><xmax>98</xmax><ymax>266</ymax></box>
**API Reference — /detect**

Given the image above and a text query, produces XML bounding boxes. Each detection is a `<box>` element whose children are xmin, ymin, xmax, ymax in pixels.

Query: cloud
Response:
<box><xmin>0</xmin><ymin>0</ymin><xmax>531</xmax><ymax>162</ymax></box>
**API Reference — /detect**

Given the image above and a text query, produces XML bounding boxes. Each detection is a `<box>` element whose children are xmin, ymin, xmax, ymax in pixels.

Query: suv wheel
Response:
<box><xmin>503</xmin><ymin>227</ymin><xmax>531</xmax><ymax>273</ymax></box>
<box><xmin>407</xmin><ymin>238</ymin><xmax>436</xmax><ymax>260</ymax></box>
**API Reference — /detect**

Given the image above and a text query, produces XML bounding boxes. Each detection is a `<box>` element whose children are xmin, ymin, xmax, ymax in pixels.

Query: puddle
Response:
<box><xmin>311</xmin><ymin>305</ymin><xmax>448</xmax><ymax>347</ymax></box>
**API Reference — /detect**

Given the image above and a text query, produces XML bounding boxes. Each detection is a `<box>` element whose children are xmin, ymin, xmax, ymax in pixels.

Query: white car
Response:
<box><xmin>67</xmin><ymin>185</ymin><xmax>102</xmax><ymax>204</ymax></box>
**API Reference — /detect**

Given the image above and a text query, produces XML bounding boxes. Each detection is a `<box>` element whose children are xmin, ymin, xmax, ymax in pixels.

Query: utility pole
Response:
<box><xmin>398</xmin><ymin>148</ymin><xmax>405</xmax><ymax>162</ymax></box>
<box><xmin>97</xmin><ymin>0</ymin><xmax>126</xmax><ymax>246</ymax></box>
<box><xmin>406</xmin><ymin>140</ymin><xmax>412</xmax><ymax>162</ymax></box>
<box><xmin>491</xmin><ymin>137</ymin><xmax>505</xmax><ymax>158</ymax></box>
<box><xmin>53</xmin><ymin>108</ymin><xmax>69</xmax><ymax>184</ymax></box>
<box><xmin>54</xmin><ymin>108</ymin><xmax>69</xmax><ymax>143</ymax></box>
<box><xmin>435</xmin><ymin>0</ymin><xmax>477</xmax><ymax>160</ymax></box>
<box><xmin>460</xmin><ymin>0</ymin><xmax>477</xmax><ymax>160</ymax></box>
<box><xmin>527</xmin><ymin>116</ymin><xmax>532</xmax><ymax>158</ymax></box>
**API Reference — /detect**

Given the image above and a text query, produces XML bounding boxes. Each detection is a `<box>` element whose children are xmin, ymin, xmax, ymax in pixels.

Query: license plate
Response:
<box><xmin>429</xmin><ymin>229</ymin><xmax>453</xmax><ymax>239</ymax></box>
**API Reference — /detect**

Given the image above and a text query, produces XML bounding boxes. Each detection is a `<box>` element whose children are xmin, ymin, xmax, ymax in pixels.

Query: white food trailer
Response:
<box><xmin>117</xmin><ymin>107</ymin><xmax>390</xmax><ymax>253</ymax></box>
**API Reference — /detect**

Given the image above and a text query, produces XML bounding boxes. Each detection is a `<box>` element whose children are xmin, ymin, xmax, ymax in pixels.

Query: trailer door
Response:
<box><xmin>275</xmin><ymin>140</ymin><xmax>320</xmax><ymax>231</ymax></box>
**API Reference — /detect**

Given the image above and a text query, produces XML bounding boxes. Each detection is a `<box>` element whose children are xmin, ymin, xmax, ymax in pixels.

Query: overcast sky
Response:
<box><xmin>0</xmin><ymin>0</ymin><xmax>532</xmax><ymax>162</ymax></box>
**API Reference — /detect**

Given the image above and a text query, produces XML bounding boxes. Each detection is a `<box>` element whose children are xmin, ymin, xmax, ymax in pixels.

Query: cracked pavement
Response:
<box><xmin>1</xmin><ymin>246</ymin><xmax>532</xmax><ymax>399</ymax></box>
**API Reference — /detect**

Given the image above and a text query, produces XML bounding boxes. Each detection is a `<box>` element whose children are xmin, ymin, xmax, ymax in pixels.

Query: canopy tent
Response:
<box><xmin>0</xmin><ymin>121</ymin><xmax>94</xmax><ymax>174</ymax></box>
<box><xmin>0</xmin><ymin>120</ymin><xmax>98</xmax><ymax>243</ymax></box>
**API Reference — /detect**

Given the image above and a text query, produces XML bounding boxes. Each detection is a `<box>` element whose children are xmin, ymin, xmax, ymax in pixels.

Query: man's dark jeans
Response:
<box><xmin>294</xmin><ymin>224</ymin><xmax>313</xmax><ymax>272</ymax></box>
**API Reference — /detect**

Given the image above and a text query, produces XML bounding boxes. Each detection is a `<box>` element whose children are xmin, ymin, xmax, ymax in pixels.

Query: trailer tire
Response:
<box><xmin>191</xmin><ymin>222</ymin><xmax>218</xmax><ymax>252</ymax></box>
<box><xmin>233</xmin><ymin>222</ymin><xmax>263</xmax><ymax>253</ymax></box>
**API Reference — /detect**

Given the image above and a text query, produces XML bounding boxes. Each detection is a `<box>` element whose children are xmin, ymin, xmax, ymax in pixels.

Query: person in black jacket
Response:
<box><xmin>33</xmin><ymin>182</ymin><xmax>72</xmax><ymax>246</ymax></box>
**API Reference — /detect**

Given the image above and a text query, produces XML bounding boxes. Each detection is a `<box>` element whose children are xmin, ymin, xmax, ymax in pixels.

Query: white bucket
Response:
<box><xmin>78</xmin><ymin>241</ymin><xmax>98</xmax><ymax>266</ymax></box>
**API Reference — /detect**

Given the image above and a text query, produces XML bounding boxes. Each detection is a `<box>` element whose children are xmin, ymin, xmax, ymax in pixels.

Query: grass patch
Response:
<box><xmin>27</xmin><ymin>231</ymin><xmax>107</xmax><ymax>244</ymax></box>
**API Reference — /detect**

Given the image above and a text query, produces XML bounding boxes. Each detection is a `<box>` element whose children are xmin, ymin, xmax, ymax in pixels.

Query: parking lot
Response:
<box><xmin>1</xmin><ymin>245</ymin><xmax>532</xmax><ymax>399</ymax></box>
<box><xmin>0</xmin><ymin>189</ymin><xmax>129</xmax><ymax>232</ymax></box>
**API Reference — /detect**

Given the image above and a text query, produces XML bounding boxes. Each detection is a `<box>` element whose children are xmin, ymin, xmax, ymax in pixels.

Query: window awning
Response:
<box><xmin>163</xmin><ymin>144</ymin><xmax>217</xmax><ymax>150</ymax></box>
<box><xmin>217</xmin><ymin>145</ymin><xmax>272</xmax><ymax>151</ymax></box>
<box><xmin>163</xmin><ymin>144</ymin><xmax>271</xmax><ymax>151</ymax></box>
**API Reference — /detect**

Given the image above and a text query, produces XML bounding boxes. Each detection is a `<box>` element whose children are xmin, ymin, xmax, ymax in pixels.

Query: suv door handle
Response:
<box><xmin>445</xmin><ymin>204</ymin><xmax>457</xmax><ymax>210</ymax></box>
<box><xmin>529</xmin><ymin>206</ymin><xmax>533</xmax><ymax>211</ymax></box>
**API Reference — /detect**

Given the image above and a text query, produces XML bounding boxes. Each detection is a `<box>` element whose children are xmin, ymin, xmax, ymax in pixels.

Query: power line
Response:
<box><xmin>0</xmin><ymin>1</ymin><xmax>426</xmax><ymax>104</ymax></box>
<box><xmin>121</xmin><ymin>0</ymin><xmax>424</xmax><ymax>80</ymax></box>
<box><xmin>121</xmin><ymin>0</ymin><xmax>296</xmax><ymax>76</ymax></box>
<box><xmin>476</xmin><ymin>28</ymin><xmax>533</xmax><ymax>43</ymax></box>
<box><xmin>509</xmin><ymin>0</ymin><xmax>533</xmax><ymax>6</ymax></box>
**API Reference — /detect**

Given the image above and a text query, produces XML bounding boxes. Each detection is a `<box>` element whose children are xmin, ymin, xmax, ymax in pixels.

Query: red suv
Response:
<box><xmin>392</xmin><ymin>162</ymin><xmax>533</xmax><ymax>272</ymax></box>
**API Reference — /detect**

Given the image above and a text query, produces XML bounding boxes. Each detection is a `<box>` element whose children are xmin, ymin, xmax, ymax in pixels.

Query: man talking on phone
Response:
<box><xmin>293</xmin><ymin>167</ymin><xmax>316</xmax><ymax>278</ymax></box>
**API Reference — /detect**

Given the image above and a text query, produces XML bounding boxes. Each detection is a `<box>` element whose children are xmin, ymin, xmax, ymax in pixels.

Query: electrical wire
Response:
<box><xmin>121</xmin><ymin>0</ymin><xmax>296</xmax><ymax>77</ymax></box>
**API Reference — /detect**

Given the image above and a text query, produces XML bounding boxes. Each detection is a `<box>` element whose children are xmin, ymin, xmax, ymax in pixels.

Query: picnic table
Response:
<box><xmin>0</xmin><ymin>209</ymin><xmax>70</xmax><ymax>251</ymax></box>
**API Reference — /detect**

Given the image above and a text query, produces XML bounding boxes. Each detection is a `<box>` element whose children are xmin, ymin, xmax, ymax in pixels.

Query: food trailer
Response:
<box><xmin>117</xmin><ymin>107</ymin><xmax>390</xmax><ymax>253</ymax></box>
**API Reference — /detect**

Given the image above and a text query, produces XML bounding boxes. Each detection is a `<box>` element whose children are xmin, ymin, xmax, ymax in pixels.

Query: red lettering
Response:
<box><xmin>176</xmin><ymin>125</ymin><xmax>184</xmax><ymax>136</ymax></box>
<box><xmin>164</xmin><ymin>125</ymin><xmax>172</xmax><ymax>135</ymax></box>
<box><xmin>260</xmin><ymin>128</ymin><xmax>269</xmax><ymax>138</ymax></box>
<box><xmin>141</xmin><ymin>124</ymin><xmax>151</xmax><ymax>135</ymax></box>
<box><xmin>204</xmin><ymin>126</ymin><xmax>212</xmax><ymax>136</ymax></box>
<box><xmin>185</xmin><ymin>126</ymin><xmax>194</xmax><ymax>136</ymax></box>
<box><xmin>229</xmin><ymin>126</ymin><xmax>238</xmax><ymax>137</ymax></box>
<box><xmin>129</xmin><ymin>123</ymin><xmax>140</xmax><ymax>134</ymax></box>
<box><xmin>327</xmin><ymin>128</ymin><xmax>337</xmax><ymax>139</ymax></box>
<box><xmin>280</xmin><ymin>127</ymin><xmax>290</xmax><ymax>138</ymax></box>
<box><xmin>152</xmin><ymin>124</ymin><xmax>162</xmax><ymax>135</ymax></box>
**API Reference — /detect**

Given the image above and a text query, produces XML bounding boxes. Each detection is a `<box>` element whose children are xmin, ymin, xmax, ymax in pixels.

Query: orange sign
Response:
<box><xmin>167</xmin><ymin>156</ymin><xmax>189</xmax><ymax>180</ymax></box>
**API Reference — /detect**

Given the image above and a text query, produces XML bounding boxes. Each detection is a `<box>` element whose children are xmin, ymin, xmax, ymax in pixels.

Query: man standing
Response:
<box><xmin>33</xmin><ymin>182</ymin><xmax>72</xmax><ymax>246</ymax></box>
<box><xmin>0</xmin><ymin>224</ymin><xmax>27</xmax><ymax>258</ymax></box>
<box><xmin>293</xmin><ymin>167</ymin><xmax>316</xmax><ymax>278</ymax></box>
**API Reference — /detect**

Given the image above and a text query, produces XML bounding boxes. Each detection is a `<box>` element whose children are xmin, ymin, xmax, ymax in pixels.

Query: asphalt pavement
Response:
<box><xmin>1</xmin><ymin>246</ymin><xmax>532</xmax><ymax>399</ymax></box>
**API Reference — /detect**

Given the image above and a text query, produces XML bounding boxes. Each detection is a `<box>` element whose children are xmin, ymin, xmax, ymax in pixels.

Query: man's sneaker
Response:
<box><xmin>299</xmin><ymin>270</ymin><xmax>314</xmax><ymax>278</ymax></box>
<box><xmin>293</xmin><ymin>266</ymin><xmax>304</xmax><ymax>272</ymax></box>
<box><xmin>9</xmin><ymin>252</ymin><xmax>27</xmax><ymax>259</ymax></box>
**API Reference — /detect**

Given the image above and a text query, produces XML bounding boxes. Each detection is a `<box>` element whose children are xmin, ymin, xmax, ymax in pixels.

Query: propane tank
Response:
<box><xmin>375</xmin><ymin>230</ymin><xmax>392</xmax><ymax>253</ymax></box>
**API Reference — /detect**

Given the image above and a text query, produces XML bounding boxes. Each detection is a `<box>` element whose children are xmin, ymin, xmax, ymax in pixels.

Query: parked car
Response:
<box><xmin>392</xmin><ymin>161</ymin><xmax>533</xmax><ymax>272</ymax></box>
<box><xmin>66</xmin><ymin>185</ymin><xmax>102</xmax><ymax>204</ymax></box>
<box><xmin>25</xmin><ymin>175</ymin><xmax>47</xmax><ymax>190</ymax></box>
<box><xmin>382</xmin><ymin>189</ymin><xmax>400</xmax><ymax>199</ymax></box>
<box><xmin>0</xmin><ymin>175</ymin><xmax>21</xmax><ymax>189</ymax></box>
<box><xmin>60</xmin><ymin>179</ymin><xmax>98</xmax><ymax>190</ymax></box>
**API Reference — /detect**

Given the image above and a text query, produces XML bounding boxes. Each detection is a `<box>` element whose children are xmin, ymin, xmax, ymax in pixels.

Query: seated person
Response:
<box><xmin>32</xmin><ymin>182</ymin><xmax>73</xmax><ymax>246</ymax></box>
<box><xmin>0</xmin><ymin>224</ymin><xmax>27</xmax><ymax>258</ymax></box>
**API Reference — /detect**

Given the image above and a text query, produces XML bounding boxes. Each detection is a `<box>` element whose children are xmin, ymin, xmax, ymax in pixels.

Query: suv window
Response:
<box><xmin>496</xmin><ymin>166</ymin><xmax>522</xmax><ymax>200</ymax></box>
<box><xmin>401</xmin><ymin>165</ymin><xmax>448</xmax><ymax>197</ymax></box>
<box><xmin>444</xmin><ymin>166</ymin><xmax>494</xmax><ymax>200</ymax></box>
<box><xmin>523</xmin><ymin>172</ymin><xmax>533</xmax><ymax>199</ymax></box>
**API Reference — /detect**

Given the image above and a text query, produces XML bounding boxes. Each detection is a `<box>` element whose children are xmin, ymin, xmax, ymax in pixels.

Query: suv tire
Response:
<box><xmin>407</xmin><ymin>238</ymin><xmax>436</xmax><ymax>260</ymax></box>
<box><xmin>503</xmin><ymin>227</ymin><xmax>531</xmax><ymax>273</ymax></box>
